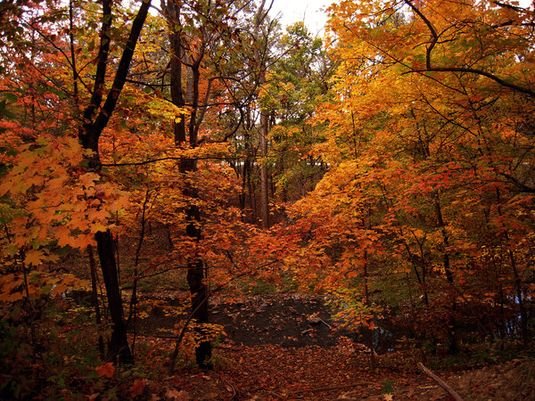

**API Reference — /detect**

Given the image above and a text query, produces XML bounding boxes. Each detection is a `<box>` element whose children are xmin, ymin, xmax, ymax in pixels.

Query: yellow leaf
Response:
<box><xmin>90</xmin><ymin>222</ymin><xmax>108</xmax><ymax>233</ymax></box>
<box><xmin>79</xmin><ymin>172</ymin><xmax>100</xmax><ymax>188</ymax></box>
<box><xmin>24</xmin><ymin>249</ymin><xmax>44</xmax><ymax>266</ymax></box>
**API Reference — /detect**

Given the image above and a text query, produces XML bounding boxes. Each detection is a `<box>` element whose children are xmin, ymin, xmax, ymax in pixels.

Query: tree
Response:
<box><xmin>0</xmin><ymin>0</ymin><xmax>152</xmax><ymax>364</ymax></box>
<box><xmin>281</xmin><ymin>0</ymin><xmax>534</xmax><ymax>351</ymax></box>
<box><xmin>160</xmin><ymin>0</ymin><xmax>284</xmax><ymax>368</ymax></box>
<box><xmin>260</xmin><ymin>22</ymin><xmax>333</xmax><ymax>203</ymax></box>
<box><xmin>77</xmin><ymin>0</ymin><xmax>151</xmax><ymax>364</ymax></box>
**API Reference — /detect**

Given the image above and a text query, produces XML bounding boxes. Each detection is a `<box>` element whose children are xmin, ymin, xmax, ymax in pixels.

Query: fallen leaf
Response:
<box><xmin>164</xmin><ymin>389</ymin><xmax>190</xmax><ymax>401</ymax></box>
<box><xmin>95</xmin><ymin>362</ymin><xmax>115</xmax><ymax>379</ymax></box>
<box><xmin>130</xmin><ymin>378</ymin><xmax>147</xmax><ymax>397</ymax></box>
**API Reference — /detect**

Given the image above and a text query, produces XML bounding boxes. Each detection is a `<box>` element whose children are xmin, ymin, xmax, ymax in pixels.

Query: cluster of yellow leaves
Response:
<box><xmin>146</xmin><ymin>98</ymin><xmax>189</xmax><ymax>123</ymax></box>
<box><xmin>0</xmin><ymin>271</ymin><xmax>89</xmax><ymax>303</ymax></box>
<box><xmin>0</xmin><ymin>135</ymin><xmax>130</xmax><ymax>259</ymax></box>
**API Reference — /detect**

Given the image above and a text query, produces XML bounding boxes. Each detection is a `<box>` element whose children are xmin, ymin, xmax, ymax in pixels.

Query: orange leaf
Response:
<box><xmin>130</xmin><ymin>378</ymin><xmax>147</xmax><ymax>398</ymax></box>
<box><xmin>96</xmin><ymin>362</ymin><xmax>115</xmax><ymax>379</ymax></box>
<box><xmin>24</xmin><ymin>249</ymin><xmax>44</xmax><ymax>266</ymax></box>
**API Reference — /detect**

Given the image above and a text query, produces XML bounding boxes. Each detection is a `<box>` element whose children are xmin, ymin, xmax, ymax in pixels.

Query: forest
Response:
<box><xmin>0</xmin><ymin>0</ymin><xmax>533</xmax><ymax>400</ymax></box>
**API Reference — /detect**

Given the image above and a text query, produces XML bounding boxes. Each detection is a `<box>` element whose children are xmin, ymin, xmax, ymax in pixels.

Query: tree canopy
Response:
<box><xmin>0</xmin><ymin>0</ymin><xmax>533</xmax><ymax>400</ymax></box>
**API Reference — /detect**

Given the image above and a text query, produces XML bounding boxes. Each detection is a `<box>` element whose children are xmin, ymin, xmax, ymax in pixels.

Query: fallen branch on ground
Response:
<box><xmin>292</xmin><ymin>382</ymin><xmax>368</xmax><ymax>394</ymax></box>
<box><xmin>417</xmin><ymin>362</ymin><xmax>464</xmax><ymax>401</ymax></box>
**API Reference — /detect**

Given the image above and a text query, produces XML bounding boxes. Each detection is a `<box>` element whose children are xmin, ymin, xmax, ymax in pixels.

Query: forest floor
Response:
<box><xmin>134</xmin><ymin>294</ymin><xmax>534</xmax><ymax>401</ymax></box>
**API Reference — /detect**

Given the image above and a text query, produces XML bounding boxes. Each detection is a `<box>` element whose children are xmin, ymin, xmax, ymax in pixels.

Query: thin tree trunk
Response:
<box><xmin>495</xmin><ymin>189</ymin><xmax>528</xmax><ymax>343</ymax></box>
<box><xmin>433</xmin><ymin>192</ymin><xmax>458</xmax><ymax>354</ymax></box>
<box><xmin>164</xmin><ymin>0</ymin><xmax>212</xmax><ymax>368</ymax></box>
<box><xmin>508</xmin><ymin>249</ymin><xmax>528</xmax><ymax>343</ymax></box>
<box><xmin>362</xmin><ymin>249</ymin><xmax>376</xmax><ymax>367</ymax></box>
<box><xmin>88</xmin><ymin>245</ymin><xmax>105</xmax><ymax>359</ymax></box>
<box><xmin>68</xmin><ymin>0</ymin><xmax>79</xmax><ymax>109</ymax></box>
<box><xmin>259</xmin><ymin>111</ymin><xmax>269</xmax><ymax>228</ymax></box>
<box><xmin>126</xmin><ymin>189</ymin><xmax>150</xmax><ymax>357</ymax></box>
<box><xmin>253</xmin><ymin>2</ymin><xmax>272</xmax><ymax>228</ymax></box>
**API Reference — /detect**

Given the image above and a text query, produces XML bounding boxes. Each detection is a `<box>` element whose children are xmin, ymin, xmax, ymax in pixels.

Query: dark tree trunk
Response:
<box><xmin>96</xmin><ymin>230</ymin><xmax>132</xmax><ymax>363</ymax></box>
<box><xmin>187</xmin><ymin>258</ymin><xmax>211</xmax><ymax>368</ymax></box>
<box><xmin>164</xmin><ymin>0</ymin><xmax>212</xmax><ymax>369</ymax></box>
<box><xmin>180</xmin><ymin>168</ymin><xmax>212</xmax><ymax>368</ymax></box>
<box><xmin>77</xmin><ymin>0</ymin><xmax>150</xmax><ymax>364</ymax></box>
<box><xmin>433</xmin><ymin>192</ymin><xmax>458</xmax><ymax>355</ymax></box>
<box><xmin>88</xmin><ymin>245</ymin><xmax>105</xmax><ymax>359</ymax></box>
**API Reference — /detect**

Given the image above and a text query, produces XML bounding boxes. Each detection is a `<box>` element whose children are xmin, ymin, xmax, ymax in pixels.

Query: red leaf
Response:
<box><xmin>96</xmin><ymin>362</ymin><xmax>115</xmax><ymax>379</ymax></box>
<box><xmin>130</xmin><ymin>378</ymin><xmax>147</xmax><ymax>398</ymax></box>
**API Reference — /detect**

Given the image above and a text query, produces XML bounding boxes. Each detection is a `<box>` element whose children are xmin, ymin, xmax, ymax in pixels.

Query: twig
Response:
<box><xmin>417</xmin><ymin>362</ymin><xmax>464</xmax><ymax>401</ymax></box>
<box><xmin>217</xmin><ymin>373</ymin><xmax>238</xmax><ymax>401</ymax></box>
<box><xmin>319</xmin><ymin>317</ymin><xmax>332</xmax><ymax>329</ymax></box>
<box><xmin>101</xmin><ymin>155</ymin><xmax>238</xmax><ymax>167</ymax></box>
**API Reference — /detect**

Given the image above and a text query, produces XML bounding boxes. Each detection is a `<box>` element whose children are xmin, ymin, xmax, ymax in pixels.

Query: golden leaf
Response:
<box><xmin>24</xmin><ymin>249</ymin><xmax>44</xmax><ymax>266</ymax></box>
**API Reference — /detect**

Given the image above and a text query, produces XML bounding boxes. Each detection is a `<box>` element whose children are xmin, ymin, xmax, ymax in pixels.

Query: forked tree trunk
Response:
<box><xmin>77</xmin><ymin>0</ymin><xmax>150</xmax><ymax>364</ymax></box>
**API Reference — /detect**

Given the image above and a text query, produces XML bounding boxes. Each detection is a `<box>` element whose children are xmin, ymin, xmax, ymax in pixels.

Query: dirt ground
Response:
<box><xmin>139</xmin><ymin>294</ymin><xmax>338</xmax><ymax>347</ymax></box>
<box><xmin>135</xmin><ymin>294</ymin><xmax>534</xmax><ymax>401</ymax></box>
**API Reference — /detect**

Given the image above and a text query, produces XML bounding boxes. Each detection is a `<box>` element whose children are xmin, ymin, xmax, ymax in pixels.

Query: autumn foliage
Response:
<box><xmin>0</xmin><ymin>0</ymin><xmax>533</xmax><ymax>400</ymax></box>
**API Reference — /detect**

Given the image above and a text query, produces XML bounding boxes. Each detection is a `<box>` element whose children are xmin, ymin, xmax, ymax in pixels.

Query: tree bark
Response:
<box><xmin>259</xmin><ymin>111</ymin><xmax>270</xmax><ymax>228</ymax></box>
<box><xmin>433</xmin><ymin>192</ymin><xmax>458</xmax><ymax>355</ymax></box>
<box><xmin>88</xmin><ymin>245</ymin><xmax>105</xmax><ymax>359</ymax></box>
<box><xmin>96</xmin><ymin>230</ymin><xmax>132</xmax><ymax>363</ymax></box>
<box><xmin>77</xmin><ymin>0</ymin><xmax>150</xmax><ymax>364</ymax></box>
<box><xmin>254</xmin><ymin>3</ymin><xmax>272</xmax><ymax>228</ymax></box>
<box><xmin>164</xmin><ymin>0</ymin><xmax>212</xmax><ymax>369</ymax></box>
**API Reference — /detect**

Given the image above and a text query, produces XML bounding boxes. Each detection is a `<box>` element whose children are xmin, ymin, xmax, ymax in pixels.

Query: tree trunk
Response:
<box><xmin>187</xmin><ymin>258</ymin><xmax>212</xmax><ymax>368</ymax></box>
<box><xmin>88</xmin><ymin>245</ymin><xmax>105</xmax><ymax>359</ymax></box>
<box><xmin>164</xmin><ymin>0</ymin><xmax>212</xmax><ymax>368</ymax></box>
<box><xmin>433</xmin><ymin>192</ymin><xmax>458</xmax><ymax>355</ymax></box>
<box><xmin>96</xmin><ymin>230</ymin><xmax>132</xmax><ymax>363</ymax></box>
<box><xmin>77</xmin><ymin>0</ymin><xmax>150</xmax><ymax>364</ymax></box>
<box><xmin>508</xmin><ymin>249</ymin><xmax>529</xmax><ymax>343</ymax></box>
<box><xmin>259</xmin><ymin>111</ymin><xmax>270</xmax><ymax>228</ymax></box>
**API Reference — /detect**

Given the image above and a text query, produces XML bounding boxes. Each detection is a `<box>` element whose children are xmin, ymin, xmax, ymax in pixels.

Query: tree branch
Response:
<box><xmin>90</xmin><ymin>0</ymin><xmax>152</xmax><ymax>143</ymax></box>
<box><xmin>403</xmin><ymin>0</ymin><xmax>535</xmax><ymax>97</ymax></box>
<box><xmin>82</xmin><ymin>0</ymin><xmax>112</xmax><ymax>126</ymax></box>
<box><xmin>100</xmin><ymin>155</ymin><xmax>238</xmax><ymax>167</ymax></box>
<box><xmin>417</xmin><ymin>362</ymin><xmax>465</xmax><ymax>401</ymax></box>
<box><xmin>408</xmin><ymin>66</ymin><xmax>535</xmax><ymax>97</ymax></box>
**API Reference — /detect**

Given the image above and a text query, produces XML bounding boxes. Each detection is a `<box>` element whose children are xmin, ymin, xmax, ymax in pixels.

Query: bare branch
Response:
<box><xmin>417</xmin><ymin>362</ymin><xmax>465</xmax><ymax>401</ymax></box>
<box><xmin>403</xmin><ymin>0</ymin><xmax>535</xmax><ymax>97</ymax></box>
